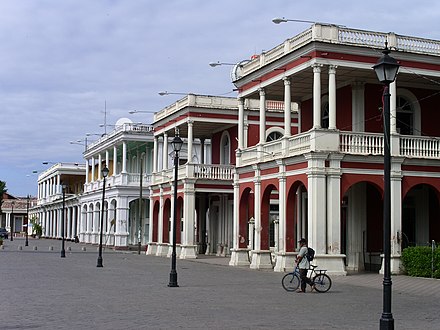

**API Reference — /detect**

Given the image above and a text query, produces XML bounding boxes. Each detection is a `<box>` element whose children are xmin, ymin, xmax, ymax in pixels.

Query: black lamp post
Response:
<box><xmin>97</xmin><ymin>166</ymin><xmax>109</xmax><ymax>267</ymax></box>
<box><xmin>168</xmin><ymin>133</ymin><xmax>183</xmax><ymax>287</ymax></box>
<box><xmin>373</xmin><ymin>44</ymin><xmax>400</xmax><ymax>330</ymax></box>
<box><xmin>25</xmin><ymin>195</ymin><xmax>29</xmax><ymax>246</ymax></box>
<box><xmin>61</xmin><ymin>185</ymin><xmax>66</xmax><ymax>258</ymax></box>
<box><xmin>10</xmin><ymin>201</ymin><xmax>15</xmax><ymax>241</ymax></box>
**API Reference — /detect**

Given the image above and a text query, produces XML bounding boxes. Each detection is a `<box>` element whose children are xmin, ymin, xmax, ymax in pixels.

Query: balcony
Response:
<box><xmin>151</xmin><ymin>164</ymin><xmax>234</xmax><ymax>186</ymax></box>
<box><xmin>238</xmin><ymin>130</ymin><xmax>440</xmax><ymax>166</ymax></box>
<box><xmin>84</xmin><ymin>173</ymin><xmax>152</xmax><ymax>193</ymax></box>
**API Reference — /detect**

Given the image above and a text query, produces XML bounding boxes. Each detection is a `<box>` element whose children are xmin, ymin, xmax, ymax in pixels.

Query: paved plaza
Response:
<box><xmin>1</xmin><ymin>238</ymin><xmax>439</xmax><ymax>329</ymax></box>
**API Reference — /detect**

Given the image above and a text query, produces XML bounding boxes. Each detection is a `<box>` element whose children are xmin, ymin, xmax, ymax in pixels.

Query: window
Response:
<box><xmin>266</xmin><ymin>131</ymin><xmax>283</xmax><ymax>142</ymax></box>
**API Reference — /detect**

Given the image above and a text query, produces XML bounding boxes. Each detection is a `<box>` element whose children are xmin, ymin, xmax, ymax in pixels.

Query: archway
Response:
<box><xmin>402</xmin><ymin>184</ymin><xmax>440</xmax><ymax>248</ymax></box>
<box><xmin>342</xmin><ymin>181</ymin><xmax>383</xmax><ymax>272</ymax></box>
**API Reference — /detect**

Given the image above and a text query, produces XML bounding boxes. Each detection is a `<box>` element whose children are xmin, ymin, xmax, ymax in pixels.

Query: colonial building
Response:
<box><xmin>80</xmin><ymin>118</ymin><xmax>154</xmax><ymax>249</ymax></box>
<box><xmin>146</xmin><ymin>24</ymin><xmax>440</xmax><ymax>276</ymax></box>
<box><xmin>1</xmin><ymin>193</ymin><xmax>36</xmax><ymax>237</ymax></box>
<box><xmin>30</xmin><ymin>163</ymin><xmax>84</xmax><ymax>240</ymax></box>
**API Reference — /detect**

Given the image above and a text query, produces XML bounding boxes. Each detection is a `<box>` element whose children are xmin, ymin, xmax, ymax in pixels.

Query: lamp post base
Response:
<box><xmin>61</xmin><ymin>250</ymin><xmax>66</xmax><ymax>258</ymax></box>
<box><xmin>97</xmin><ymin>256</ymin><xmax>103</xmax><ymax>267</ymax></box>
<box><xmin>380</xmin><ymin>316</ymin><xmax>394</xmax><ymax>330</ymax></box>
<box><xmin>168</xmin><ymin>270</ymin><xmax>178</xmax><ymax>287</ymax></box>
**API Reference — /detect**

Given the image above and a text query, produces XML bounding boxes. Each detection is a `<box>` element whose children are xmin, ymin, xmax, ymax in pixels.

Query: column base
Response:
<box><xmin>180</xmin><ymin>245</ymin><xmax>197</xmax><ymax>259</ymax></box>
<box><xmin>250</xmin><ymin>250</ymin><xmax>273</xmax><ymax>269</ymax></box>
<box><xmin>167</xmin><ymin>244</ymin><xmax>181</xmax><ymax>258</ymax></box>
<box><xmin>229</xmin><ymin>248</ymin><xmax>250</xmax><ymax>266</ymax></box>
<box><xmin>273</xmin><ymin>252</ymin><xmax>297</xmax><ymax>272</ymax></box>
<box><xmin>146</xmin><ymin>242</ymin><xmax>157</xmax><ymax>255</ymax></box>
<box><xmin>156</xmin><ymin>243</ymin><xmax>169</xmax><ymax>257</ymax></box>
<box><xmin>314</xmin><ymin>254</ymin><xmax>347</xmax><ymax>276</ymax></box>
<box><xmin>379</xmin><ymin>254</ymin><xmax>403</xmax><ymax>275</ymax></box>
<box><xmin>114</xmin><ymin>233</ymin><xmax>128</xmax><ymax>248</ymax></box>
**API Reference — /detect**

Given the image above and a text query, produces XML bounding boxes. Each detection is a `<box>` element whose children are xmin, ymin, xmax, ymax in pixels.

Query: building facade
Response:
<box><xmin>80</xmin><ymin>119</ymin><xmax>154</xmax><ymax>249</ymax></box>
<box><xmin>30</xmin><ymin>163</ymin><xmax>85</xmax><ymax>241</ymax></box>
<box><xmin>146</xmin><ymin>25</ymin><xmax>440</xmax><ymax>276</ymax></box>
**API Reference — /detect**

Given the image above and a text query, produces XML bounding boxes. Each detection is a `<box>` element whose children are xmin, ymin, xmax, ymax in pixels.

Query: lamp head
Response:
<box><xmin>373</xmin><ymin>46</ymin><xmax>400</xmax><ymax>84</ymax></box>
<box><xmin>209</xmin><ymin>61</ymin><xmax>221</xmax><ymax>67</ymax></box>
<box><xmin>272</xmin><ymin>17</ymin><xmax>287</xmax><ymax>24</ymax></box>
<box><xmin>102</xmin><ymin>166</ymin><xmax>110</xmax><ymax>178</ymax></box>
<box><xmin>171</xmin><ymin>136</ymin><xmax>184</xmax><ymax>152</ymax></box>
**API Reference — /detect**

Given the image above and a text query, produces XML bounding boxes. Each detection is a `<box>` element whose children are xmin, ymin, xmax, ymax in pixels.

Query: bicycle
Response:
<box><xmin>282</xmin><ymin>264</ymin><xmax>332</xmax><ymax>293</ymax></box>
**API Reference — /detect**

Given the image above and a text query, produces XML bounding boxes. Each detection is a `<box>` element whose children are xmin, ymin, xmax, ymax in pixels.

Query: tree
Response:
<box><xmin>0</xmin><ymin>180</ymin><xmax>7</xmax><ymax>218</ymax></box>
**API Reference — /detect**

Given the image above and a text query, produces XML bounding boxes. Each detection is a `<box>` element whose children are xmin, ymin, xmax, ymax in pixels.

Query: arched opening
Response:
<box><xmin>402</xmin><ymin>184</ymin><xmax>440</xmax><ymax>248</ymax></box>
<box><xmin>342</xmin><ymin>181</ymin><xmax>383</xmax><ymax>272</ymax></box>
<box><xmin>261</xmin><ymin>184</ymin><xmax>278</xmax><ymax>251</ymax></box>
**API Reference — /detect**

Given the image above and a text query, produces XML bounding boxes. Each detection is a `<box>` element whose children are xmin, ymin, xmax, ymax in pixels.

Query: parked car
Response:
<box><xmin>0</xmin><ymin>227</ymin><xmax>9</xmax><ymax>239</ymax></box>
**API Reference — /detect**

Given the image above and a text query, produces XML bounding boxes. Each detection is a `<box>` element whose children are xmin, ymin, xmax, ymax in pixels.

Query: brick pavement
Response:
<box><xmin>1</xmin><ymin>237</ymin><xmax>439</xmax><ymax>329</ymax></box>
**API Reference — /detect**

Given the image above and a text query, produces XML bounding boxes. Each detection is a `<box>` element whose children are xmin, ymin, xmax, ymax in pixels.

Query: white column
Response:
<box><xmin>113</xmin><ymin>146</ymin><xmax>118</xmax><ymax>175</ymax></box>
<box><xmin>253</xmin><ymin>177</ymin><xmax>261</xmax><ymax>250</ymax></box>
<box><xmin>85</xmin><ymin>159</ymin><xmax>89</xmax><ymax>184</ymax></box>
<box><xmin>313</xmin><ymin>64</ymin><xmax>322</xmax><ymax>129</ymax></box>
<box><xmin>162</xmin><ymin>133</ymin><xmax>168</xmax><ymax>171</ymax></box>
<box><xmin>283</xmin><ymin>77</ymin><xmax>291</xmax><ymax>137</ymax></box>
<box><xmin>180</xmin><ymin>180</ymin><xmax>197</xmax><ymax>259</ymax></box>
<box><xmin>105</xmin><ymin>150</ymin><xmax>109</xmax><ymax>169</ymax></box>
<box><xmin>259</xmin><ymin>88</ymin><xmax>266</xmax><ymax>144</ymax></box>
<box><xmin>153</xmin><ymin>136</ymin><xmax>158</xmax><ymax>173</ymax></box>
<box><xmin>91</xmin><ymin>157</ymin><xmax>95</xmax><ymax>182</ymax></box>
<box><xmin>98</xmin><ymin>154</ymin><xmax>102</xmax><ymax>180</ymax></box>
<box><xmin>328</xmin><ymin>65</ymin><xmax>337</xmax><ymax>130</ymax></box>
<box><xmin>122</xmin><ymin>142</ymin><xmax>127</xmax><ymax>173</ymax></box>
<box><xmin>56</xmin><ymin>175</ymin><xmax>61</xmax><ymax>194</ymax></box>
<box><xmin>187</xmin><ymin>120</ymin><xmax>194</xmax><ymax>163</ymax></box>
<box><xmin>67</xmin><ymin>207</ymin><xmax>72</xmax><ymax>239</ymax></box>
<box><xmin>390</xmin><ymin>80</ymin><xmax>397</xmax><ymax>134</ymax></box>
<box><xmin>238</xmin><ymin>97</ymin><xmax>244</xmax><ymax>149</ymax></box>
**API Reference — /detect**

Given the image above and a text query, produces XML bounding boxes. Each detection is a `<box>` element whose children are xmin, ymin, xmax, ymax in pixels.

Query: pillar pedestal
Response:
<box><xmin>229</xmin><ymin>248</ymin><xmax>250</xmax><ymax>266</ymax></box>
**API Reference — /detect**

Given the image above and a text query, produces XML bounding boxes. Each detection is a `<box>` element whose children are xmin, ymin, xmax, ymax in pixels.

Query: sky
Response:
<box><xmin>1</xmin><ymin>0</ymin><xmax>440</xmax><ymax>197</ymax></box>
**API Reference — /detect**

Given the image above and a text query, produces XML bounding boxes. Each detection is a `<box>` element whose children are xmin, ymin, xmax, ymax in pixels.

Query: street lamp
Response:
<box><xmin>25</xmin><ymin>195</ymin><xmax>29</xmax><ymax>246</ymax></box>
<box><xmin>271</xmin><ymin>17</ymin><xmax>316</xmax><ymax>24</ymax></box>
<box><xmin>158</xmin><ymin>91</ymin><xmax>188</xmax><ymax>96</ymax></box>
<box><xmin>128</xmin><ymin>110</ymin><xmax>157</xmax><ymax>114</ymax></box>
<box><xmin>373</xmin><ymin>44</ymin><xmax>400</xmax><ymax>330</ymax></box>
<box><xmin>168</xmin><ymin>132</ymin><xmax>183</xmax><ymax>287</ymax></box>
<box><xmin>10</xmin><ymin>201</ymin><xmax>15</xmax><ymax>241</ymax></box>
<box><xmin>60</xmin><ymin>184</ymin><xmax>66</xmax><ymax>258</ymax></box>
<box><xmin>97</xmin><ymin>166</ymin><xmax>109</xmax><ymax>267</ymax></box>
<box><xmin>208</xmin><ymin>61</ymin><xmax>237</xmax><ymax>67</ymax></box>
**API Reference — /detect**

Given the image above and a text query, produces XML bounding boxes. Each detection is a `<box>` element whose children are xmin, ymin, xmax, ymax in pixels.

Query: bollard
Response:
<box><xmin>0</xmin><ymin>245</ymin><xmax>4</xmax><ymax>250</ymax></box>
<box><xmin>49</xmin><ymin>246</ymin><xmax>54</xmax><ymax>251</ymax></box>
<box><xmin>81</xmin><ymin>246</ymin><xmax>86</xmax><ymax>251</ymax></box>
<box><xmin>18</xmin><ymin>246</ymin><xmax>23</xmax><ymax>250</ymax></box>
<box><xmin>67</xmin><ymin>246</ymin><xmax>72</xmax><ymax>251</ymax></box>
<box><xmin>33</xmin><ymin>246</ymin><xmax>38</xmax><ymax>251</ymax></box>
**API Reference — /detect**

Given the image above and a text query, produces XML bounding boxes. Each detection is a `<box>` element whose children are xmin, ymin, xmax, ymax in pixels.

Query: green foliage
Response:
<box><xmin>29</xmin><ymin>215</ymin><xmax>43</xmax><ymax>237</ymax></box>
<box><xmin>0</xmin><ymin>180</ymin><xmax>7</xmax><ymax>214</ymax></box>
<box><xmin>401</xmin><ymin>245</ymin><xmax>440</xmax><ymax>279</ymax></box>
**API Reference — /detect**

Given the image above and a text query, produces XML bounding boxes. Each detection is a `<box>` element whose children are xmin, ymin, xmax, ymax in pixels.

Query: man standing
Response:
<box><xmin>296</xmin><ymin>238</ymin><xmax>315</xmax><ymax>293</ymax></box>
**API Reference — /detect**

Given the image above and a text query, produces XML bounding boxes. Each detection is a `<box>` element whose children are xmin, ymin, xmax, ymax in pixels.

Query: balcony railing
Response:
<box><xmin>239</xmin><ymin>131</ymin><xmax>440</xmax><ymax>166</ymax></box>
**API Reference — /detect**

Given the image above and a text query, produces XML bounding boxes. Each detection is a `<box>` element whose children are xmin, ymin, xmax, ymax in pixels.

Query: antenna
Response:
<box><xmin>104</xmin><ymin>100</ymin><xmax>107</xmax><ymax>135</ymax></box>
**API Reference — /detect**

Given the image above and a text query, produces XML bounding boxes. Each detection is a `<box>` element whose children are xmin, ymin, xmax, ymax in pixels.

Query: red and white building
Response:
<box><xmin>147</xmin><ymin>24</ymin><xmax>440</xmax><ymax>275</ymax></box>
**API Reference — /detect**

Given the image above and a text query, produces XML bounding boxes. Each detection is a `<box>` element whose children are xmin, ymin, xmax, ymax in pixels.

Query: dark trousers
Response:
<box><xmin>299</xmin><ymin>268</ymin><xmax>313</xmax><ymax>292</ymax></box>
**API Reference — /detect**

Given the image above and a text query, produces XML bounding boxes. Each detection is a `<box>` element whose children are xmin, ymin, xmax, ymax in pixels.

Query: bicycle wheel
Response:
<box><xmin>282</xmin><ymin>273</ymin><xmax>300</xmax><ymax>292</ymax></box>
<box><xmin>313</xmin><ymin>274</ymin><xmax>332</xmax><ymax>293</ymax></box>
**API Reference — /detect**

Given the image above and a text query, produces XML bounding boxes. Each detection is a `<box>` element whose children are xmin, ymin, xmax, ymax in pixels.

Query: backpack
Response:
<box><xmin>306</xmin><ymin>247</ymin><xmax>315</xmax><ymax>262</ymax></box>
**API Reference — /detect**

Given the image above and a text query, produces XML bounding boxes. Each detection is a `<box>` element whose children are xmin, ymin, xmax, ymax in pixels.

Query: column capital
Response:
<box><xmin>187</xmin><ymin>119</ymin><xmax>194</xmax><ymax>126</ymax></box>
<box><xmin>283</xmin><ymin>76</ymin><xmax>291</xmax><ymax>85</ymax></box>
<box><xmin>312</xmin><ymin>63</ymin><xmax>323</xmax><ymax>72</ymax></box>
<box><xmin>328</xmin><ymin>65</ymin><xmax>338</xmax><ymax>74</ymax></box>
<box><xmin>259</xmin><ymin>88</ymin><xmax>265</xmax><ymax>96</ymax></box>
